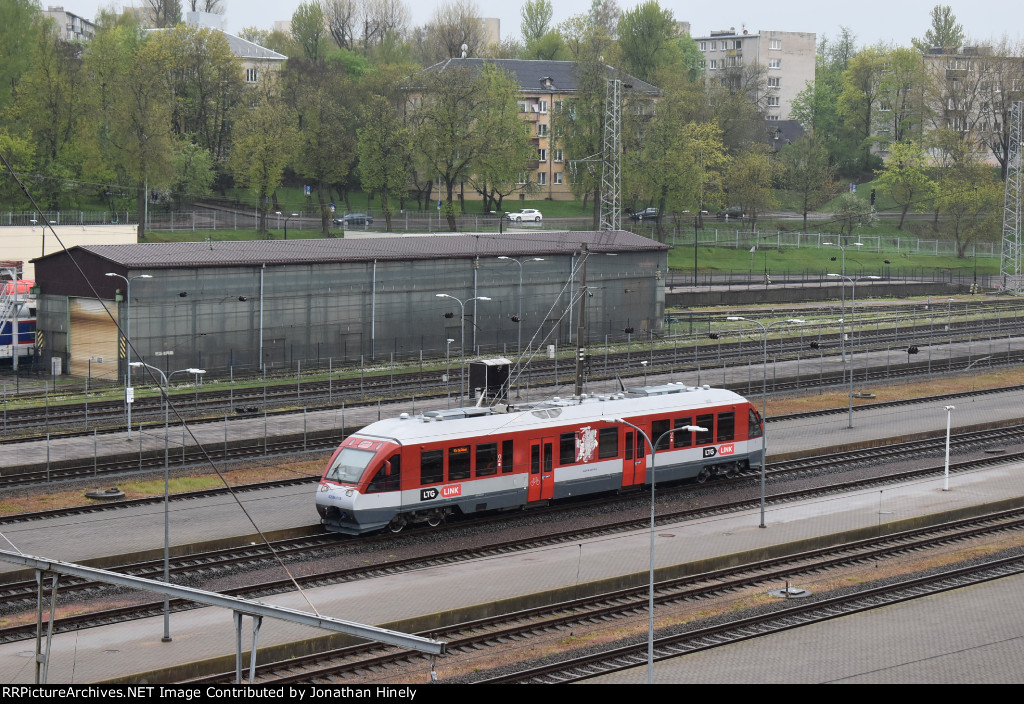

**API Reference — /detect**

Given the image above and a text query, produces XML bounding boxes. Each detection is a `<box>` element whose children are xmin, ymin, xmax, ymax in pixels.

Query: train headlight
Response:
<box><xmin>345</xmin><ymin>489</ymin><xmax>354</xmax><ymax>497</ymax></box>
<box><xmin>319</xmin><ymin>484</ymin><xmax>328</xmax><ymax>492</ymax></box>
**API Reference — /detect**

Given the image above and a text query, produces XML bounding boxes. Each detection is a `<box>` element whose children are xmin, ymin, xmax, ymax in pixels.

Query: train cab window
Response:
<box><xmin>652</xmin><ymin>419</ymin><xmax>670</xmax><ymax>451</ymax></box>
<box><xmin>420</xmin><ymin>449</ymin><xmax>443</xmax><ymax>485</ymax></box>
<box><xmin>325</xmin><ymin>447</ymin><xmax>376</xmax><ymax>484</ymax></box>
<box><xmin>718</xmin><ymin>412</ymin><xmax>735</xmax><ymax>442</ymax></box>
<box><xmin>501</xmin><ymin>439</ymin><xmax>514</xmax><ymax>473</ymax></box>
<box><xmin>748</xmin><ymin>409</ymin><xmax>764</xmax><ymax>439</ymax></box>
<box><xmin>560</xmin><ymin>432</ymin><xmax>577</xmax><ymax>465</ymax></box>
<box><xmin>674</xmin><ymin>417</ymin><xmax>693</xmax><ymax>447</ymax></box>
<box><xmin>448</xmin><ymin>445</ymin><xmax>471</xmax><ymax>481</ymax></box>
<box><xmin>695</xmin><ymin>414</ymin><xmax>714</xmax><ymax>445</ymax></box>
<box><xmin>476</xmin><ymin>443</ymin><xmax>498</xmax><ymax>477</ymax></box>
<box><xmin>366</xmin><ymin>454</ymin><xmax>401</xmax><ymax>494</ymax></box>
<box><xmin>598</xmin><ymin>427</ymin><xmax>619</xmax><ymax>459</ymax></box>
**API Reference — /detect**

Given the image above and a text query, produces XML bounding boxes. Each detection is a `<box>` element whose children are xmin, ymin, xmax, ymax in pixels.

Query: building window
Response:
<box><xmin>770</xmin><ymin>39</ymin><xmax>782</xmax><ymax>50</ymax></box>
<box><xmin>517</xmin><ymin>172</ymin><xmax>529</xmax><ymax>185</ymax></box>
<box><xmin>245</xmin><ymin>68</ymin><xmax>258</xmax><ymax>83</ymax></box>
<box><xmin>537</xmin><ymin>124</ymin><xmax>548</xmax><ymax>137</ymax></box>
<box><xmin>699</xmin><ymin>41</ymin><xmax>707</xmax><ymax>51</ymax></box>
<box><xmin>539</xmin><ymin>100</ymin><xmax>548</xmax><ymax>113</ymax></box>
<box><xmin>553</xmin><ymin>149</ymin><xmax>563</xmax><ymax>162</ymax></box>
<box><xmin>767</xmin><ymin>114</ymin><xmax>780</xmax><ymax>121</ymax></box>
<box><xmin>537</xmin><ymin>171</ymin><xmax>547</xmax><ymax>186</ymax></box>
<box><xmin>709</xmin><ymin>59</ymin><xmax>717</xmax><ymax>70</ymax></box>
<box><xmin>554</xmin><ymin>100</ymin><xmax>563</xmax><ymax>112</ymax></box>
<box><xmin>538</xmin><ymin>148</ymin><xmax>546</xmax><ymax>162</ymax></box>
<box><xmin>734</xmin><ymin>40</ymin><xmax>742</xmax><ymax>50</ymax></box>
<box><xmin>518</xmin><ymin>101</ymin><xmax>529</xmax><ymax>113</ymax></box>
<box><xmin>767</xmin><ymin>96</ymin><xmax>780</xmax><ymax>107</ymax></box>
<box><xmin>768</xmin><ymin>77</ymin><xmax>780</xmax><ymax>88</ymax></box>
<box><xmin>554</xmin><ymin>172</ymin><xmax>563</xmax><ymax>185</ymax></box>
<box><xmin>768</xmin><ymin>59</ymin><xmax>781</xmax><ymax>69</ymax></box>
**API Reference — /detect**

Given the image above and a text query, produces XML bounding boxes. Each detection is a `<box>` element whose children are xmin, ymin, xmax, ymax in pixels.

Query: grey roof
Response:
<box><xmin>419</xmin><ymin>58</ymin><xmax>660</xmax><ymax>95</ymax></box>
<box><xmin>41</xmin><ymin>231</ymin><xmax>668</xmax><ymax>270</ymax></box>
<box><xmin>146</xmin><ymin>28</ymin><xmax>286</xmax><ymax>61</ymax></box>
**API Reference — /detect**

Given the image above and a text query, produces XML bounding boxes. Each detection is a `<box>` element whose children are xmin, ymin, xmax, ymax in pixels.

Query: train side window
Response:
<box><xmin>560</xmin><ymin>432</ymin><xmax>576</xmax><ymax>465</ymax></box>
<box><xmin>598</xmin><ymin>427</ymin><xmax>619</xmax><ymax>459</ymax></box>
<box><xmin>717</xmin><ymin>412</ymin><xmax>735</xmax><ymax>442</ymax></box>
<box><xmin>695</xmin><ymin>414</ymin><xmax>714</xmax><ymax>445</ymax></box>
<box><xmin>501</xmin><ymin>439</ymin><xmax>514</xmax><ymax>473</ymax></box>
<box><xmin>625</xmin><ymin>431</ymin><xmax>634</xmax><ymax>460</ymax></box>
<box><xmin>420</xmin><ymin>449</ymin><xmax>443</xmax><ymax>485</ymax></box>
<box><xmin>652</xmin><ymin>419</ymin><xmax>670</xmax><ymax>450</ymax></box>
<box><xmin>674</xmin><ymin>417</ymin><xmax>693</xmax><ymax>447</ymax></box>
<box><xmin>748</xmin><ymin>409</ymin><xmax>763</xmax><ymax>439</ymax></box>
<box><xmin>531</xmin><ymin>444</ymin><xmax>540</xmax><ymax>474</ymax></box>
<box><xmin>448</xmin><ymin>445</ymin><xmax>471</xmax><ymax>481</ymax></box>
<box><xmin>476</xmin><ymin>443</ymin><xmax>498</xmax><ymax>477</ymax></box>
<box><xmin>366</xmin><ymin>454</ymin><xmax>401</xmax><ymax>494</ymax></box>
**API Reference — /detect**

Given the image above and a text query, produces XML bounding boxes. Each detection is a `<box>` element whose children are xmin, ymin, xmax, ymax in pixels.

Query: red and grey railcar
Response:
<box><xmin>316</xmin><ymin>382</ymin><xmax>764</xmax><ymax>535</ymax></box>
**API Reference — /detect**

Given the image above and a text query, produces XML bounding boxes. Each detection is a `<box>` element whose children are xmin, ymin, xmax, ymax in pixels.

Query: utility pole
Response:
<box><xmin>574</xmin><ymin>243</ymin><xmax>589</xmax><ymax>396</ymax></box>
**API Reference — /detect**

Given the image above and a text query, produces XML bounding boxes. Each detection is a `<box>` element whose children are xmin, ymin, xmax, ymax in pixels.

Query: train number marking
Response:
<box><xmin>703</xmin><ymin>447</ymin><xmax>717</xmax><ymax>458</ymax></box>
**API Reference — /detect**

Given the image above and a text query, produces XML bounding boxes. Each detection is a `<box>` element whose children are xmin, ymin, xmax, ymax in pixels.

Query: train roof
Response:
<box><xmin>354</xmin><ymin>383</ymin><xmax>751</xmax><ymax>446</ymax></box>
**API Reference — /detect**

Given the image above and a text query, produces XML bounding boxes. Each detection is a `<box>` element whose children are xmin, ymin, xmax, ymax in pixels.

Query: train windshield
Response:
<box><xmin>324</xmin><ymin>447</ymin><xmax>377</xmax><ymax>484</ymax></box>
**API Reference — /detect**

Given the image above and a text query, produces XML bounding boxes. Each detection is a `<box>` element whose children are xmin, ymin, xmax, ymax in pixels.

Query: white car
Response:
<box><xmin>506</xmin><ymin>209</ymin><xmax>543</xmax><ymax>223</ymax></box>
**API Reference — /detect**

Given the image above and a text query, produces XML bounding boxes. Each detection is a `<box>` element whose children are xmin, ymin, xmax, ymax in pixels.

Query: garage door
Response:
<box><xmin>69</xmin><ymin>298</ymin><xmax>118</xmax><ymax>379</ymax></box>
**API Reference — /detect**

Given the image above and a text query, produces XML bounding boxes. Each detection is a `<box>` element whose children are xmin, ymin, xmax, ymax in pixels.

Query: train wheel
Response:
<box><xmin>388</xmin><ymin>515</ymin><xmax>407</xmax><ymax>533</ymax></box>
<box><xmin>426</xmin><ymin>510</ymin><xmax>444</xmax><ymax>528</ymax></box>
<box><xmin>725</xmin><ymin>464</ymin><xmax>738</xmax><ymax>479</ymax></box>
<box><xmin>696</xmin><ymin>468</ymin><xmax>711</xmax><ymax>484</ymax></box>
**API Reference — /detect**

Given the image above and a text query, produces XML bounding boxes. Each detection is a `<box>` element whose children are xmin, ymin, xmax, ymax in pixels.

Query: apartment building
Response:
<box><xmin>416</xmin><ymin>58</ymin><xmax>659</xmax><ymax>201</ymax></box>
<box><xmin>692</xmin><ymin>28</ymin><xmax>816</xmax><ymax>121</ymax></box>
<box><xmin>42</xmin><ymin>6</ymin><xmax>96</xmax><ymax>42</ymax></box>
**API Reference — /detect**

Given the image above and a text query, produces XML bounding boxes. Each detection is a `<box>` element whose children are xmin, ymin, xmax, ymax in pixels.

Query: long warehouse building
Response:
<box><xmin>31</xmin><ymin>231</ymin><xmax>669</xmax><ymax>380</ymax></box>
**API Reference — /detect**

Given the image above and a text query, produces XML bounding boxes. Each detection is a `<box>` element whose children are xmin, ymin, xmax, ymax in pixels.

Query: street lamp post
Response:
<box><xmin>105</xmin><ymin>273</ymin><xmax>152</xmax><ymax>439</ymax></box>
<box><xmin>498</xmin><ymin>256</ymin><xmax>544</xmax><ymax>397</ymax></box>
<box><xmin>275</xmin><ymin>211</ymin><xmax>298</xmax><ymax>239</ymax></box>
<box><xmin>726</xmin><ymin>317</ymin><xmax>804</xmax><ymax>528</ymax></box>
<box><xmin>823</xmin><ymin>241</ymin><xmax>863</xmax><ymax>364</ymax></box>
<box><xmin>611</xmin><ymin>419</ymin><xmax>706</xmax><ymax>685</ymax></box>
<box><xmin>445</xmin><ymin>338</ymin><xmax>455</xmax><ymax>406</ymax></box>
<box><xmin>826</xmin><ymin>274</ymin><xmax>881</xmax><ymax>428</ymax></box>
<box><xmin>943</xmin><ymin>405</ymin><xmax>955</xmax><ymax>491</ymax></box>
<box><xmin>130</xmin><ymin>362</ymin><xmax>206</xmax><ymax>643</ymax></box>
<box><xmin>436</xmin><ymin>293</ymin><xmax>490</xmax><ymax>405</ymax></box>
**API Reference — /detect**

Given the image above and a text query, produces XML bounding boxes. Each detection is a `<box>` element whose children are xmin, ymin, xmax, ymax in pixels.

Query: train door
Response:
<box><xmin>621</xmin><ymin>428</ymin><xmax>647</xmax><ymax>487</ymax></box>
<box><xmin>528</xmin><ymin>436</ymin><xmax>555</xmax><ymax>502</ymax></box>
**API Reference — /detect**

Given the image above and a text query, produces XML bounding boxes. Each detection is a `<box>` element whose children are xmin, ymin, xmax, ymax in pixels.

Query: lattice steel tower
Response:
<box><xmin>1000</xmin><ymin>101</ymin><xmax>1022</xmax><ymax>293</ymax></box>
<box><xmin>599</xmin><ymin>79</ymin><xmax>622</xmax><ymax>232</ymax></box>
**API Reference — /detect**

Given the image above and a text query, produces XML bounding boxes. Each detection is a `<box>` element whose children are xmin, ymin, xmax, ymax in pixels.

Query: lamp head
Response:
<box><xmin>944</xmin><ymin>405</ymin><xmax>955</xmax><ymax>411</ymax></box>
<box><xmin>726</xmin><ymin>316</ymin><xmax>744</xmax><ymax>321</ymax></box>
<box><xmin>187</xmin><ymin>368</ymin><xmax>206</xmax><ymax>375</ymax></box>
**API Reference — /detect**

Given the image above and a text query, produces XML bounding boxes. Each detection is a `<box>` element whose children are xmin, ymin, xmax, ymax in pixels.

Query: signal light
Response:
<box><xmin>708</xmin><ymin>332</ymin><xmax>719</xmax><ymax>340</ymax></box>
<box><xmin>624</xmin><ymin>326</ymin><xmax>634</xmax><ymax>334</ymax></box>
<box><xmin>444</xmin><ymin>311</ymin><xmax>454</xmax><ymax>318</ymax></box>
<box><xmin>830</xmin><ymin>256</ymin><xmax>837</xmax><ymax>262</ymax></box>
<box><xmin>510</xmin><ymin>315</ymin><xmax>521</xmax><ymax>322</ymax></box>
<box><xmin>810</xmin><ymin>341</ymin><xmax>819</xmax><ymax>349</ymax></box>
<box><xmin>908</xmin><ymin>346</ymin><xmax>919</xmax><ymax>355</ymax></box>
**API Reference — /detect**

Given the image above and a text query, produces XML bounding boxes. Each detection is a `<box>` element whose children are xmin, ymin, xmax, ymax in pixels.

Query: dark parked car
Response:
<box><xmin>628</xmin><ymin>207</ymin><xmax>660</xmax><ymax>222</ymax></box>
<box><xmin>334</xmin><ymin>213</ymin><xmax>374</xmax><ymax>226</ymax></box>
<box><xmin>716</xmin><ymin>206</ymin><xmax>744</xmax><ymax>219</ymax></box>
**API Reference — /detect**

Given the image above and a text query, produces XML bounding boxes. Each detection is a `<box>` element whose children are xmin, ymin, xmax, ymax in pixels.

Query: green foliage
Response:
<box><xmin>357</xmin><ymin>95</ymin><xmax>411</xmax><ymax>231</ymax></box>
<box><xmin>0</xmin><ymin>0</ymin><xmax>41</xmax><ymax>113</ymax></box>
<box><xmin>874</xmin><ymin>141</ymin><xmax>936</xmax><ymax>229</ymax></box>
<box><xmin>830</xmin><ymin>191</ymin><xmax>878</xmax><ymax>236</ymax></box>
<box><xmin>616</xmin><ymin>1</ymin><xmax>683</xmax><ymax>84</ymax></box>
<box><xmin>914</xmin><ymin>5</ymin><xmax>965</xmax><ymax>50</ymax></box>
<box><xmin>780</xmin><ymin>137</ymin><xmax>837</xmax><ymax>230</ymax></box>
<box><xmin>291</xmin><ymin>1</ymin><xmax>327</xmax><ymax>63</ymax></box>
<box><xmin>725</xmin><ymin>145</ymin><xmax>780</xmax><ymax>230</ymax></box>
<box><xmin>172</xmin><ymin>140</ymin><xmax>215</xmax><ymax>204</ymax></box>
<box><xmin>520</xmin><ymin>0</ymin><xmax>554</xmax><ymax>44</ymax></box>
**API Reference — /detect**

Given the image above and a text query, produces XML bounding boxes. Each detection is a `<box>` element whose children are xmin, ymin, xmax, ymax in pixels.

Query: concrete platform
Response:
<box><xmin>2</xmin><ymin>457</ymin><xmax>1023</xmax><ymax>683</ymax></box>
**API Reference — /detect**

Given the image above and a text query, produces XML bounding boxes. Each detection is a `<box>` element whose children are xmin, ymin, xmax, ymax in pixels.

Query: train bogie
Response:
<box><xmin>315</xmin><ymin>383</ymin><xmax>765</xmax><ymax>535</ymax></box>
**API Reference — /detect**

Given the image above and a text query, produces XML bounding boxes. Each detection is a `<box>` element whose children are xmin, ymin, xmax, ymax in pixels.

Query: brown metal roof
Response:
<box><xmin>35</xmin><ymin>231</ymin><xmax>668</xmax><ymax>270</ymax></box>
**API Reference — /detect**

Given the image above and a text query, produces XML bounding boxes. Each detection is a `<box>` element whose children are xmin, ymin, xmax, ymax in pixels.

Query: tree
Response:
<box><xmin>938</xmin><ymin>165</ymin><xmax>1001</xmax><ymax>257</ymax></box>
<box><xmin>0</xmin><ymin>0</ymin><xmax>42</xmax><ymax>113</ymax></box>
<box><xmin>520</xmin><ymin>0</ymin><xmax>553</xmax><ymax>44</ymax></box>
<box><xmin>838</xmin><ymin>46</ymin><xmax>888</xmax><ymax>171</ymax></box>
<box><xmin>291</xmin><ymin>1</ymin><xmax>328</xmax><ymax>63</ymax></box>
<box><xmin>362</xmin><ymin>0</ymin><xmax>411</xmax><ymax>47</ymax></box>
<box><xmin>188</xmin><ymin>0</ymin><xmax>225</xmax><ymax>11</ymax></box>
<box><xmin>357</xmin><ymin>95</ymin><xmax>410</xmax><ymax>231</ymax></box>
<box><xmin>780</xmin><ymin>137</ymin><xmax>836</xmax><ymax>232</ymax></box>
<box><xmin>616</xmin><ymin>1</ymin><xmax>682</xmax><ymax>84</ymax></box>
<box><xmin>228</xmin><ymin>74</ymin><xmax>296</xmax><ymax>237</ymax></box>
<box><xmin>467</xmin><ymin>64</ymin><xmax>535</xmax><ymax>213</ymax></box>
<box><xmin>830</xmin><ymin>191</ymin><xmax>877</xmax><ymax>237</ymax></box>
<box><xmin>913</xmin><ymin>5</ymin><xmax>965</xmax><ymax>50</ymax></box>
<box><xmin>423</xmin><ymin>0</ymin><xmax>483</xmax><ymax>63</ymax></box>
<box><xmin>723</xmin><ymin>145</ymin><xmax>780</xmax><ymax>232</ymax></box>
<box><xmin>143</xmin><ymin>0</ymin><xmax>183</xmax><ymax>28</ymax></box>
<box><xmin>286</xmin><ymin>56</ymin><xmax>358</xmax><ymax>236</ymax></box>
<box><xmin>873</xmin><ymin>140</ymin><xmax>936</xmax><ymax>229</ymax></box>
<box><xmin>325</xmin><ymin>0</ymin><xmax>359</xmax><ymax>50</ymax></box>
<box><xmin>875</xmin><ymin>47</ymin><xmax>931</xmax><ymax>147</ymax></box>
<box><xmin>172</xmin><ymin>139</ymin><xmax>214</xmax><ymax>205</ymax></box>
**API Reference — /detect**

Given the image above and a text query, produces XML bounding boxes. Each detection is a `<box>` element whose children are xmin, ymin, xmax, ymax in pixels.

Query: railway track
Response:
<box><xmin>187</xmin><ymin>509</ymin><xmax>1024</xmax><ymax>684</ymax></box>
<box><xmin>3</xmin><ymin>309</ymin><xmax>1022</xmax><ymax>438</ymax></box>
<box><xmin>3</xmin><ymin>443</ymin><xmax>1021</xmax><ymax>646</ymax></box>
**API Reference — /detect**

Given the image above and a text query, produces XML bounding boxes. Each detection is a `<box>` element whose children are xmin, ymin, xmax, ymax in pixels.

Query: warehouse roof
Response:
<box><xmin>34</xmin><ymin>230</ymin><xmax>668</xmax><ymax>270</ymax></box>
